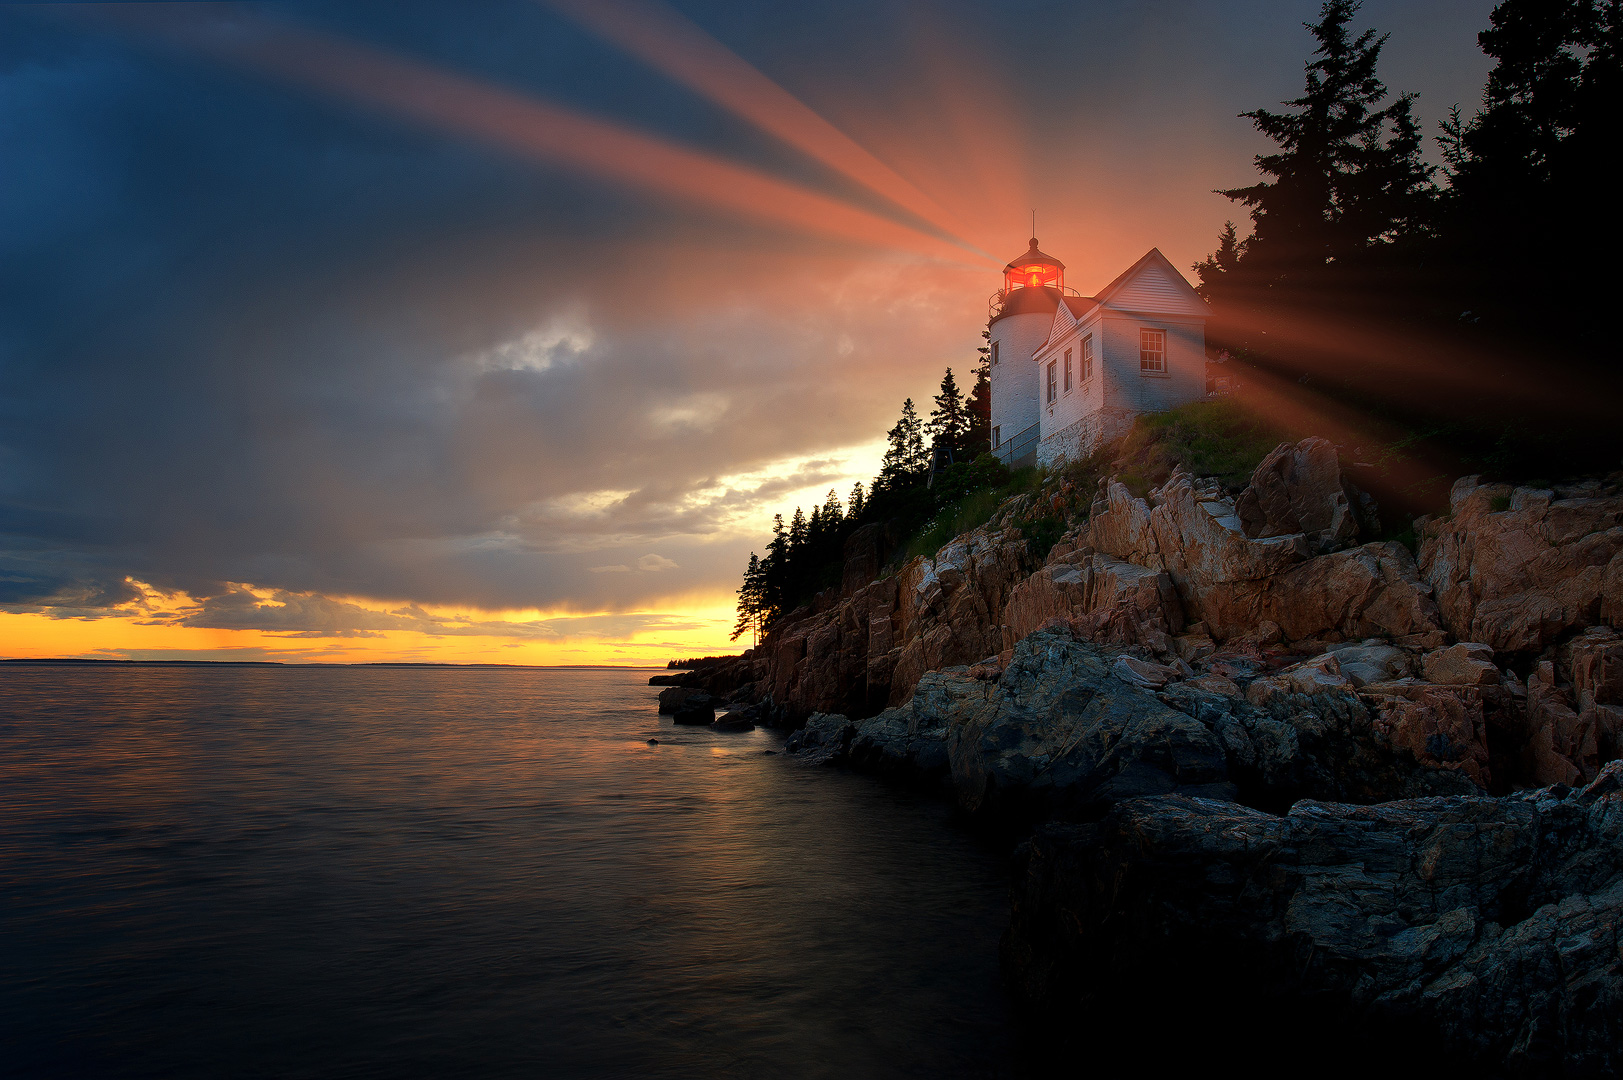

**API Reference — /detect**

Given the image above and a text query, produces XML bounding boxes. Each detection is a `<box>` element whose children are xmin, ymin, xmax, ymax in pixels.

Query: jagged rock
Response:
<box><xmin>840</xmin><ymin>521</ymin><xmax>889</xmax><ymax>597</ymax></box>
<box><xmin>1274</xmin><ymin>652</ymin><xmax>1349</xmax><ymax>694</ymax></box>
<box><xmin>1162</xmin><ymin>677</ymin><xmax>1483</xmax><ymax>807</ymax></box>
<box><xmin>1003</xmin><ymin>552</ymin><xmax>1182</xmax><ymax>648</ymax></box>
<box><xmin>1004</xmin><ymin>779</ymin><xmax>1623</xmax><ymax>1075</ymax></box>
<box><xmin>1110</xmin><ymin>655</ymin><xmax>1181</xmax><ymax>689</ymax></box>
<box><xmin>847</xmin><ymin>667</ymin><xmax>978</xmax><ymax>780</ymax></box>
<box><xmin>657</xmin><ymin>686</ymin><xmax>713</xmax><ymax>714</ymax></box>
<box><xmin>1419</xmin><ymin>475</ymin><xmax>1623</xmax><ymax>652</ymax></box>
<box><xmin>1085</xmin><ymin>480</ymin><xmax>1164</xmax><ymax>568</ymax></box>
<box><xmin>1090</xmin><ymin>471</ymin><xmax>1442</xmax><ymax>645</ymax></box>
<box><xmin>782</xmin><ymin>712</ymin><xmax>853</xmax><ymax>764</ymax></box>
<box><xmin>710</xmin><ymin>713</ymin><xmax>756</xmax><ymax>732</ymax></box>
<box><xmin>917</xmin><ymin>630</ymin><xmax>1234</xmax><ymax>820</ymax></box>
<box><xmin>1150</xmin><ymin>472</ymin><xmax>1310</xmax><ymax>586</ymax></box>
<box><xmin>1422</xmin><ymin>642</ymin><xmax>1500</xmax><ymax>686</ymax></box>
<box><xmin>1361</xmin><ymin>682</ymin><xmax>1493</xmax><ymax>789</ymax></box>
<box><xmin>1235</xmin><ymin>437</ymin><xmax>1360</xmax><ymax>551</ymax></box>
<box><xmin>1327</xmin><ymin>642</ymin><xmax>1412</xmax><ymax>686</ymax></box>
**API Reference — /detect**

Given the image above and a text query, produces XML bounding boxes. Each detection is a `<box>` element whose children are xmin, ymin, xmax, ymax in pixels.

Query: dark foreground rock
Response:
<box><xmin>1005</xmin><ymin>764</ymin><xmax>1623</xmax><ymax>1077</ymax></box>
<box><xmin>799</xmin><ymin>629</ymin><xmax>1485</xmax><ymax>819</ymax></box>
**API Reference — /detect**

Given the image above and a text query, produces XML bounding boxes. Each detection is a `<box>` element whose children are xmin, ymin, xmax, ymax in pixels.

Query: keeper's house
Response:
<box><xmin>988</xmin><ymin>239</ymin><xmax>1210</xmax><ymax>469</ymax></box>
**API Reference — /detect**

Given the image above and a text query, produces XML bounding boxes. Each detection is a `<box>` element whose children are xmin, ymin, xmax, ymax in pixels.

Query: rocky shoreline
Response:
<box><xmin>657</xmin><ymin>439</ymin><xmax>1623</xmax><ymax>1073</ymax></box>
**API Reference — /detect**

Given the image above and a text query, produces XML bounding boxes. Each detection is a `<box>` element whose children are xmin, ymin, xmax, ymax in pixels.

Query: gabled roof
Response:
<box><xmin>1092</xmin><ymin>248</ymin><xmax>1208</xmax><ymax>316</ymax></box>
<box><xmin>1034</xmin><ymin>295</ymin><xmax>1100</xmax><ymax>356</ymax></box>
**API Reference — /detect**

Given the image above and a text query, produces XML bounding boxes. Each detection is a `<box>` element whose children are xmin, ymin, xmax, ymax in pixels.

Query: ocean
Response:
<box><xmin>0</xmin><ymin>664</ymin><xmax>1015</xmax><ymax>1078</ymax></box>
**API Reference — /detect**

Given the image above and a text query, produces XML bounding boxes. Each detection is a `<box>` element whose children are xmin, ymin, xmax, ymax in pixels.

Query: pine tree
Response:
<box><xmin>1193</xmin><ymin>220</ymin><xmax>1246</xmax><ymax>303</ymax></box>
<box><xmin>879</xmin><ymin>398</ymin><xmax>927</xmax><ymax>487</ymax></box>
<box><xmin>731</xmin><ymin>552</ymin><xmax>764</xmax><ymax>643</ymax></box>
<box><xmin>789</xmin><ymin>506</ymin><xmax>807</xmax><ymax>549</ymax></box>
<box><xmin>1439</xmin><ymin>0</ymin><xmax>1619</xmax><ymax>333</ymax></box>
<box><xmin>966</xmin><ymin>334</ymin><xmax>992</xmax><ymax>455</ymax></box>
<box><xmin>822</xmin><ymin>488</ymin><xmax>843</xmax><ymax>523</ymax></box>
<box><xmin>926</xmin><ymin>368</ymin><xmax>970</xmax><ymax>456</ymax></box>
<box><xmin>847</xmin><ymin>482</ymin><xmax>866</xmax><ymax>521</ymax></box>
<box><xmin>1215</xmin><ymin>0</ymin><xmax>1433</xmax><ymax>283</ymax></box>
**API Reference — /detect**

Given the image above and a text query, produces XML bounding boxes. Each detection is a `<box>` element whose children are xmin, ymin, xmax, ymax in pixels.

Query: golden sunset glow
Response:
<box><xmin>0</xmin><ymin>593</ymin><xmax>740</xmax><ymax>665</ymax></box>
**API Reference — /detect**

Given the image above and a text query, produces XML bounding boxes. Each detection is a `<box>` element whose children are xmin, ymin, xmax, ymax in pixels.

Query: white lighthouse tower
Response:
<box><xmin>988</xmin><ymin>237</ymin><xmax>1068</xmax><ymax>467</ymax></box>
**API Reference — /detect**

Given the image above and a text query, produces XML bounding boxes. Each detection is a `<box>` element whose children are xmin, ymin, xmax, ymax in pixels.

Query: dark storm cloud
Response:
<box><xmin>0</xmin><ymin>0</ymin><xmax>1497</xmax><ymax>633</ymax></box>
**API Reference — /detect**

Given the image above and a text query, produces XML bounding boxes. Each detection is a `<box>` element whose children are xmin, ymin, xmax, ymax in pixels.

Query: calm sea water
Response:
<box><xmin>0</xmin><ymin>664</ymin><xmax>1015</xmax><ymax>1079</ymax></box>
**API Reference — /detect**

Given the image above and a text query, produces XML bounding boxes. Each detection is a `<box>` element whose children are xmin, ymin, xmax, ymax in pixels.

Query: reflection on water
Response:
<box><xmin>0</xmin><ymin>665</ymin><xmax>1014</xmax><ymax>1078</ymax></box>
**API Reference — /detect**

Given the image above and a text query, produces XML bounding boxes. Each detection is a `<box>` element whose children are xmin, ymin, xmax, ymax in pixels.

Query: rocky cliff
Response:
<box><xmin>743</xmin><ymin>440</ymin><xmax>1623</xmax><ymax>794</ymax></box>
<box><xmin>684</xmin><ymin>439</ymin><xmax>1623</xmax><ymax>1071</ymax></box>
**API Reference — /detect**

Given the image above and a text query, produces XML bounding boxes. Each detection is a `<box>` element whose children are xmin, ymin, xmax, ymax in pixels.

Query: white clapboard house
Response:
<box><xmin>987</xmin><ymin>239</ymin><xmax>1210</xmax><ymax>468</ymax></box>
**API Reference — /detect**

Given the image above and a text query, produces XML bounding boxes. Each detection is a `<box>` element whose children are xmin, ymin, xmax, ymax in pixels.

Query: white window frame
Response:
<box><xmin>1047</xmin><ymin>360</ymin><xmax>1057</xmax><ymax>403</ymax></box>
<box><xmin>991</xmin><ymin>341</ymin><xmax>999</xmax><ymax>366</ymax></box>
<box><xmin>992</xmin><ymin>424</ymin><xmax>1001</xmax><ymax>448</ymax></box>
<box><xmin>1082</xmin><ymin>334</ymin><xmax>1094</xmax><ymax>382</ymax></box>
<box><xmin>1139</xmin><ymin>328</ymin><xmax>1167</xmax><ymax>374</ymax></box>
<box><xmin>1063</xmin><ymin>348</ymin><xmax>1073</xmax><ymax>393</ymax></box>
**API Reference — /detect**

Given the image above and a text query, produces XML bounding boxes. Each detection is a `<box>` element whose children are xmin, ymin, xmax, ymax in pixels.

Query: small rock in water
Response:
<box><xmin>762</xmin><ymin>749</ymin><xmax>777</xmax><ymax>755</ymax></box>
<box><xmin>646</xmin><ymin>738</ymin><xmax>659</xmax><ymax>745</ymax></box>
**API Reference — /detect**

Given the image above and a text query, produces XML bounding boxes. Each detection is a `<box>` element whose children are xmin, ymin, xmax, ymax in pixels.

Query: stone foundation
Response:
<box><xmin>1037</xmin><ymin>408</ymin><xmax>1138</xmax><ymax>467</ymax></box>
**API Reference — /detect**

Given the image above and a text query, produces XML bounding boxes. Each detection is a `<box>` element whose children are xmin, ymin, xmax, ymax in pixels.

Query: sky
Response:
<box><xmin>0</xmin><ymin>0</ymin><xmax>1498</xmax><ymax>665</ymax></box>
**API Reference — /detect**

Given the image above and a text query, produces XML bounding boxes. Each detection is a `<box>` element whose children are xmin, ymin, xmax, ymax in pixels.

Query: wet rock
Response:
<box><xmin>658</xmin><ymin>687</ymin><xmax>714</xmax><ymax>714</ymax></box>
<box><xmin>1005</xmin><ymin>783</ymin><xmax>1623</xmax><ymax>1075</ymax></box>
<box><xmin>710</xmin><ymin>713</ymin><xmax>756</xmax><ymax>732</ymax></box>
<box><xmin>782</xmin><ymin>712</ymin><xmax>854</xmax><ymax>765</ymax></box>
<box><xmin>671</xmin><ymin>701</ymin><xmax>716</xmax><ymax>726</ymax></box>
<box><xmin>923</xmin><ymin>630</ymin><xmax>1233</xmax><ymax>820</ymax></box>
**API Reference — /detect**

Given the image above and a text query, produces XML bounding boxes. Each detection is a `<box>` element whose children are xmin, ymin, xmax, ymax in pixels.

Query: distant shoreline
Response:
<box><xmin>0</xmin><ymin>658</ymin><xmax>669</xmax><ymax>670</ymax></box>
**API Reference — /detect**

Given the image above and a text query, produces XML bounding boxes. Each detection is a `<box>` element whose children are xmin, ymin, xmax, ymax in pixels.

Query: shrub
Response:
<box><xmin>1115</xmin><ymin>399</ymin><xmax>1288</xmax><ymax>491</ymax></box>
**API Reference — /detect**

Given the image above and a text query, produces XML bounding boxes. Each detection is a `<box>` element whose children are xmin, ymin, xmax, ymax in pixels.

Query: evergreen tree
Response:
<box><xmin>847</xmin><ymin>482</ymin><xmax>866</xmax><ymax>520</ymax></box>
<box><xmin>821</xmin><ymin>488</ymin><xmax>843</xmax><ymax>523</ymax></box>
<box><xmin>1215</xmin><ymin>0</ymin><xmax>1433</xmax><ymax>284</ymax></box>
<box><xmin>789</xmin><ymin>506</ymin><xmax>807</xmax><ymax>549</ymax></box>
<box><xmin>1193</xmin><ymin>220</ymin><xmax>1246</xmax><ymax>303</ymax></box>
<box><xmin>966</xmin><ymin>333</ymin><xmax>992</xmax><ymax>455</ymax></box>
<box><xmin>730</xmin><ymin>552</ymin><xmax>765</xmax><ymax>643</ymax></box>
<box><xmin>1440</xmin><ymin>0</ymin><xmax>1619</xmax><ymax>329</ymax></box>
<box><xmin>879</xmin><ymin>398</ymin><xmax>927</xmax><ymax>487</ymax></box>
<box><xmin>926</xmin><ymin>368</ymin><xmax>970</xmax><ymax>456</ymax></box>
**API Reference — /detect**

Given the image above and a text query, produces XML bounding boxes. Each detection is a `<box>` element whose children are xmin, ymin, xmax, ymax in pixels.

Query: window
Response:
<box><xmin>1140</xmin><ymin>328</ymin><xmax>1166</xmax><ymax>373</ymax></box>
<box><xmin>991</xmin><ymin>341</ymin><xmax>999</xmax><ymax>366</ymax></box>
<box><xmin>1047</xmin><ymin>360</ymin><xmax>1057</xmax><ymax>403</ymax></box>
<box><xmin>992</xmin><ymin>425</ymin><xmax>1001</xmax><ymax>449</ymax></box>
<box><xmin>1064</xmin><ymin>348</ymin><xmax>1073</xmax><ymax>392</ymax></box>
<box><xmin>1082</xmin><ymin>335</ymin><xmax>1094</xmax><ymax>381</ymax></box>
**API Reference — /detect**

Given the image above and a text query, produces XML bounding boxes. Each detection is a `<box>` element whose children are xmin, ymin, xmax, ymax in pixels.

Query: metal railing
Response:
<box><xmin>988</xmin><ymin>284</ymin><xmax>1082</xmax><ymax>321</ymax></box>
<box><xmin>992</xmin><ymin>422</ymin><xmax>1040</xmax><ymax>468</ymax></box>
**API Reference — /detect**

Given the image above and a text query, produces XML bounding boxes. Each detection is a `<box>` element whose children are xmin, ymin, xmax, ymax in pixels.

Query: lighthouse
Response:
<box><xmin>988</xmin><ymin>238</ymin><xmax>1213</xmax><ymax>468</ymax></box>
<box><xmin>987</xmin><ymin>237</ymin><xmax>1068</xmax><ymax>468</ymax></box>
